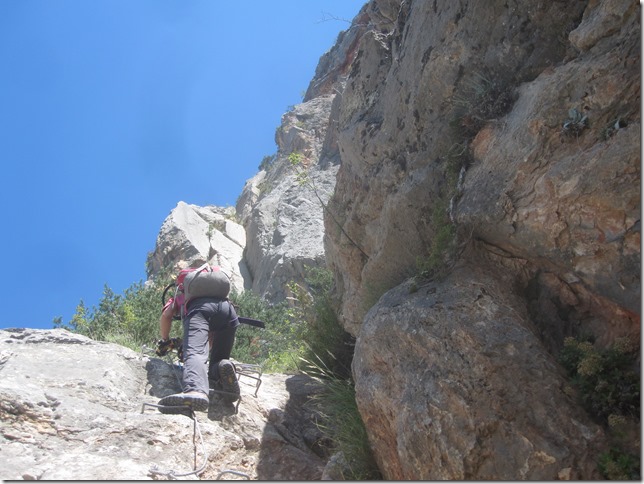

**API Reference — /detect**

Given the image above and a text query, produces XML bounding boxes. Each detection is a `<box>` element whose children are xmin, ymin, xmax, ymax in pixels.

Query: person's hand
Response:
<box><xmin>155</xmin><ymin>339</ymin><xmax>172</xmax><ymax>356</ymax></box>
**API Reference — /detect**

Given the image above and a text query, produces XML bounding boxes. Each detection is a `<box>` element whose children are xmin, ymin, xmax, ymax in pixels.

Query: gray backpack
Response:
<box><xmin>182</xmin><ymin>264</ymin><xmax>231</xmax><ymax>303</ymax></box>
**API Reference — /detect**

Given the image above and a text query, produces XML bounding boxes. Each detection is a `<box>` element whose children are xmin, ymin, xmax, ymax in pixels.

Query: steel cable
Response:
<box><xmin>141</xmin><ymin>344</ymin><xmax>252</xmax><ymax>480</ymax></box>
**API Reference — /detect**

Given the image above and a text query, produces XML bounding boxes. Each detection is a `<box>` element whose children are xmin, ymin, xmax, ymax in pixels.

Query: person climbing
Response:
<box><xmin>155</xmin><ymin>264</ymin><xmax>241</xmax><ymax>412</ymax></box>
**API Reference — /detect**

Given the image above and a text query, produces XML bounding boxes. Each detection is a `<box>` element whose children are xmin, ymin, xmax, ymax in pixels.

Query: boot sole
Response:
<box><xmin>158</xmin><ymin>393</ymin><xmax>209</xmax><ymax>412</ymax></box>
<box><xmin>219</xmin><ymin>360</ymin><xmax>240</xmax><ymax>402</ymax></box>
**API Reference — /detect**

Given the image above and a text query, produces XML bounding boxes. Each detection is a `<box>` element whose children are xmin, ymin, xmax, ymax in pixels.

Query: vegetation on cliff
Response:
<box><xmin>560</xmin><ymin>336</ymin><xmax>640</xmax><ymax>479</ymax></box>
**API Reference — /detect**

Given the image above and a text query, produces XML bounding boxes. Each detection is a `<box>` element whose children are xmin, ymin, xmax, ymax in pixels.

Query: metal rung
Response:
<box><xmin>234</xmin><ymin>363</ymin><xmax>263</xmax><ymax>397</ymax></box>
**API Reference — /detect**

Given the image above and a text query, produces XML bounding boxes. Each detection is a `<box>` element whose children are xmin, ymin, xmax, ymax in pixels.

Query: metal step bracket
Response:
<box><xmin>234</xmin><ymin>362</ymin><xmax>263</xmax><ymax>397</ymax></box>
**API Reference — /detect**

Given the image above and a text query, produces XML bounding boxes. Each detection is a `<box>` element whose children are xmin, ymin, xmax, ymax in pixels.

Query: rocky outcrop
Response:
<box><xmin>322</xmin><ymin>0</ymin><xmax>640</xmax><ymax>479</ymax></box>
<box><xmin>235</xmin><ymin>97</ymin><xmax>339</xmax><ymax>302</ymax></box>
<box><xmin>455</xmin><ymin>0</ymin><xmax>640</xmax><ymax>347</ymax></box>
<box><xmin>0</xmin><ymin>328</ymin><xmax>326</xmax><ymax>480</ymax></box>
<box><xmin>146</xmin><ymin>201</ymin><xmax>250</xmax><ymax>293</ymax></box>
<box><xmin>234</xmin><ymin>12</ymin><xmax>368</xmax><ymax>302</ymax></box>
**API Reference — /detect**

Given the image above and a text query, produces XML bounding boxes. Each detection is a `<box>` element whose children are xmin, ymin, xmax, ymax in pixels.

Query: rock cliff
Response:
<box><xmin>0</xmin><ymin>328</ymin><xmax>327</xmax><ymax>480</ymax></box>
<box><xmin>235</xmin><ymin>95</ymin><xmax>340</xmax><ymax>302</ymax></box>
<box><xmin>323</xmin><ymin>0</ymin><xmax>640</xmax><ymax>480</ymax></box>
<box><xmin>232</xmin><ymin>17</ymin><xmax>370</xmax><ymax>302</ymax></box>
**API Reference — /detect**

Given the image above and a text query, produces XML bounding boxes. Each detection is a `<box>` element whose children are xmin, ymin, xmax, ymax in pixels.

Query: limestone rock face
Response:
<box><xmin>325</xmin><ymin>0</ymin><xmax>640</xmax><ymax>340</ymax></box>
<box><xmin>235</xmin><ymin>170</ymin><xmax>266</xmax><ymax>227</ymax></box>
<box><xmin>327</xmin><ymin>0</ymin><xmax>595</xmax><ymax>333</ymax></box>
<box><xmin>146</xmin><ymin>201</ymin><xmax>250</xmax><ymax>293</ymax></box>
<box><xmin>235</xmin><ymin>100</ymin><xmax>339</xmax><ymax>301</ymax></box>
<box><xmin>0</xmin><ymin>328</ymin><xmax>326</xmax><ymax>481</ymax></box>
<box><xmin>321</xmin><ymin>0</ymin><xmax>640</xmax><ymax>479</ymax></box>
<box><xmin>456</xmin><ymin>0</ymin><xmax>641</xmax><ymax>320</ymax></box>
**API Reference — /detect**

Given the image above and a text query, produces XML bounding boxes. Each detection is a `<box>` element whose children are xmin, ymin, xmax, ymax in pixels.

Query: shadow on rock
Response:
<box><xmin>255</xmin><ymin>373</ymin><xmax>329</xmax><ymax>480</ymax></box>
<box><xmin>145</xmin><ymin>357</ymin><xmax>183</xmax><ymax>398</ymax></box>
<box><xmin>207</xmin><ymin>394</ymin><xmax>237</xmax><ymax>420</ymax></box>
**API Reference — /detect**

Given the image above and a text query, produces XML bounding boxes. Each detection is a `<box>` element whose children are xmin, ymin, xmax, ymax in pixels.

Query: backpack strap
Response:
<box><xmin>194</xmin><ymin>262</ymin><xmax>211</xmax><ymax>273</ymax></box>
<box><xmin>177</xmin><ymin>284</ymin><xmax>187</xmax><ymax>320</ymax></box>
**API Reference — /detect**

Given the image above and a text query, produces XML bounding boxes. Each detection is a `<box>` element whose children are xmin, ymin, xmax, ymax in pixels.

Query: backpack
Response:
<box><xmin>161</xmin><ymin>266</ymin><xmax>265</xmax><ymax>328</ymax></box>
<box><xmin>178</xmin><ymin>263</ymin><xmax>231</xmax><ymax>304</ymax></box>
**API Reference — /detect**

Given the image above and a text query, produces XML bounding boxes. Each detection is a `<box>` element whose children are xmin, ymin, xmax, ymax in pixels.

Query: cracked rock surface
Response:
<box><xmin>0</xmin><ymin>328</ymin><xmax>326</xmax><ymax>481</ymax></box>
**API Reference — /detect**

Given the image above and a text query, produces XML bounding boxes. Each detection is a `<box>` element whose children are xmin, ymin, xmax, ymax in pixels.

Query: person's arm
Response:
<box><xmin>160</xmin><ymin>299</ymin><xmax>175</xmax><ymax>340</ymax></box>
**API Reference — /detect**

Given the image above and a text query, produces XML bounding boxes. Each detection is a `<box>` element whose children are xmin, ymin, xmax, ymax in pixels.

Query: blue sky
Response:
<box><xmin>0</xmin><ymin>0</ymin><xmax>366</xmax><ymax>329</ymax></box>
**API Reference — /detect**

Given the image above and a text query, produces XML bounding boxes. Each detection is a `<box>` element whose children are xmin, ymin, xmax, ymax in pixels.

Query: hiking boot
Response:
<box><xmin>208</xmin><ymin>378</ymin><xmax>223</xmax><ymax>398</ymax></box>
<box><xmin>218</xmin><ymin>360</ymin><xmax>240</xmax><ymax>403</ymax></box>
<box><xmin>157</xmin><ymin>391</ymin><xmax>209</xmax><ymax>413</ymax></box>
<box><xmin>208</xmin><ymin>378</ymin><xmax>222</xmax><ymax>391</ymax></box>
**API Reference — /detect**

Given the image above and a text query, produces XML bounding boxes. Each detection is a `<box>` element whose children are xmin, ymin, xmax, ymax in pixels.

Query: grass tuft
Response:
<box><xmin>300</xmin><ymin>352</ymin><xmax>382</xmax><ymax>480</ymax></box>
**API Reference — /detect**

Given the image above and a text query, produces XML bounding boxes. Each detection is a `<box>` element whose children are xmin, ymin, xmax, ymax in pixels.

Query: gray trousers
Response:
<box><xmin>181</xmin><ymin>298</ymin><xmax>239</xmax><ymax>395</ymax></box>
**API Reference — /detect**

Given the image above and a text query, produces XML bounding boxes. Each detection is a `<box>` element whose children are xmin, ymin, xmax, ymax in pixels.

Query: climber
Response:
<box><xmin>155</xmin><ymin>264</ymin><xmax>241</xmax><ymax>412</ymax></box>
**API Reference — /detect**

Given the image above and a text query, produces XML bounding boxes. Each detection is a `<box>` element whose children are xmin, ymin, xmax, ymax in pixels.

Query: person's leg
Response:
<box><xmin>207</xmin><ymin>324</ymin><xmax>237</xmax><ymax>381</ymax></box>
<box><xmin>207</xmin><ymin>325</ymin><xmax>240</xmax><ymax>402</ymax></box>
<box><xmin>181</xmin><ymin>311</ymin><xmax>210</xmax><ymax>396</ymax></box>
<box><xmin>157</xmin><ymin>311</ymin><xmax>210</xmax><ymax>413</ymax></box>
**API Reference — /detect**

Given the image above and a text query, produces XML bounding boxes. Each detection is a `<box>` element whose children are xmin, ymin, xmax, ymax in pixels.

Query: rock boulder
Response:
<box><xmin>353</xmin><ymin>258</ymin><xmax>605</xmax><ymax>480</ymax></box>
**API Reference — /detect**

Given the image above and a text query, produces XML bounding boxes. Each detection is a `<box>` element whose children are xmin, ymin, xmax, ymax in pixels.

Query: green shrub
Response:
<box><xmin>451</xmin><ymin>71</ymin><xmax>515</xmax><ymax>136</ymax></box>
<box><xmin>291</xmin><ymin>266</ymin><xmax>354</xmax><ymax>379</ymax></box>
<box><xmin>290</xmin><ymin>266</ymin><xmax>380</xmax><ymax>479</ymax></box>
<box><xmin>561</xmin><ymin>107</ymin><xmax>589</xmax><ymax>138</ymax></box>
<box><xmin>559</xmin><ymin>336</ymin><xmax>640</xmax><ymax>480</ymax></box>
<box><xmin>229</xmin><ymin>290</ymin><xmax>301</xmax><ymax>372</ymax></box>
<box><xmin>559</xmin><ymin>336</ymin><xmax>639</xmax><ymax>421</ymax></box>
<box><xmin>415</xmin><ymin>199</ymin><xmax>456</xmax><ymax>280</ymax></box>
<box><xmin>599</xmin><ymin>448</ymin><xmax>640</xmax><ymax>480</ymax></box>
<box><xmin>54</xmin><ymin>271</ymin><xmax>178</xmax><ymax>351</ymax></box>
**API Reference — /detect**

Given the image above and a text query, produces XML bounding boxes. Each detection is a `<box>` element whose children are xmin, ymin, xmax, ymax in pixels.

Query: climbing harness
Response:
<box><xmin>161</xmin><ymin>282</ymin><xmax>266</xmax><ymax>329</ymax></box>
